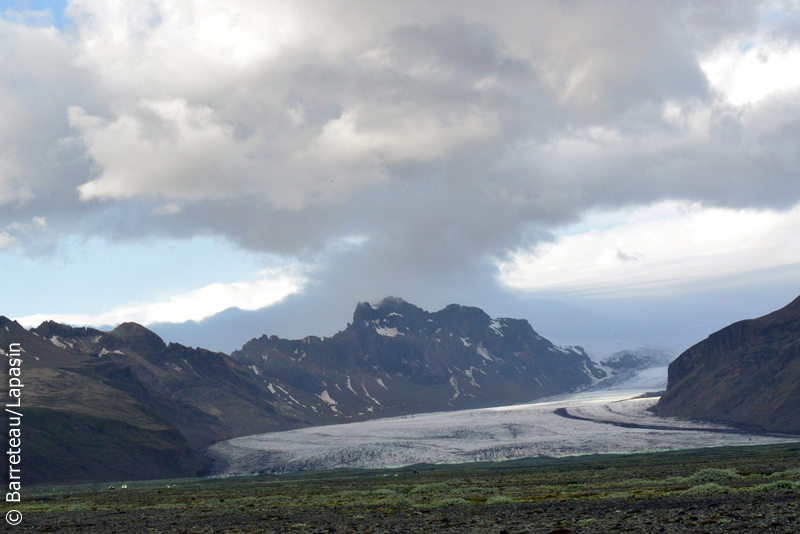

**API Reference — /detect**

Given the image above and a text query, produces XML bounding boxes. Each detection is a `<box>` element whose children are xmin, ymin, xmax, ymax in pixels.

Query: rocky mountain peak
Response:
<box><xmin>31</xmin><ymin>320</ymin><xmax>102</xmax><ymax>341</ymax></box>
<box><xmin>433</xmin><ymin>303</ymin><xmax>491</xmax><ymax>332</ymax></box>
<box><xmin>233</xmin><ymin>298</ymin><xmax>606</xmax><ymax>424</ymax></box>
<box><xmin>0</xmin><ymin>316</ymin><xmax>22</xmax><ymax>330</ymax></box>
<box><xmin>108</xmin><ymin>322</ymin><xmax>167</xmax><ymax>353</ymax></box>
<box><xmin>352</xmin><ymin>297</ymin><xmax>426</xmax><ymax>326</ymax></box>
<box><xmin>374</xmin><ymin>296</ymin><xmax>411</xmax><ymax>309</ymax></box>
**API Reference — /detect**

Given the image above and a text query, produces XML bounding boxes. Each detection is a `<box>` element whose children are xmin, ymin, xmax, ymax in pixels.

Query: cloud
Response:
<box><xmin>71</xmin><ymin>99</ymin><xmax>254</xmax><ymax>202</ymax></box>
<box><xmin>496</xmin><ymin>201</ymin><xmax>800</xmax><ymax>296</ymax></box>
<box><xmin>0</xmin><ymin>216</ymin><xmax>48</xmax><ymax>249</ymax></box>
<box><xmin>15</xmin><ymin>265</ymin><xmax>308</xmax><ymax>329</ymax></box>
<box><xmin>0</xmin><ymin>16</ymin><xmax>79</xmax><ymax>207</ymax></box>
<box><xmin>2</xmin><ymin>1</ymin><xmax>800</xmax><ymax>352</ymax></box>
<box><xmin>702</xmin><ymin>42</ymin><xmax>800</xmax><ymax>105</ymax></box>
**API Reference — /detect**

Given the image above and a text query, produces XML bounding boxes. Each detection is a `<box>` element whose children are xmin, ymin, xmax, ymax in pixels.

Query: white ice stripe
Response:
<box><xmin>49</xmin><ymin>335</ymin><xmax>74</xmax><ymax>349</ymax></box>
<box><xmin>317</xmin><ymin>390</ymin><xmax>337</xmax><ymax>405</ymax></box>
<box><xmin>489</xmin><ymin>319</ymin><xmax>504</xmax><ymax>337</ymax></box>
<box><xmin>182</xmin><ymin>359</ymin><xmax>202</xmax><ymax>378</ymax></box>
<box><xmin>361</xmin><ymin>383</ymin><xmax>381</xmax><ymax>405</ymax></box>
<box><xmin>460</xmin><ymin>367</ymin><xmax>480</xmax><ymax>387</ymax></box>
<box><xmin>476</xmin><ymin>343</ymin><xmax>493</xmax><ymax>361</ymax></box>
<box><xmin>449</xmin><ymin>376</ymin><xmax>460</xmax><ymax>400</ymax></box>
<box><xmin>346</xmin><ymin>377</ymin><xmax>357</xmax><ymax>395</ymax></box>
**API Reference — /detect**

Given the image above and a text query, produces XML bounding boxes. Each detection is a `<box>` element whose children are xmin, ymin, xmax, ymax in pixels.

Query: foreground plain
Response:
<box><xmin>8</xmin><ymin>442</ymin><xmax>800</xmax><ymax>533</ymax></box>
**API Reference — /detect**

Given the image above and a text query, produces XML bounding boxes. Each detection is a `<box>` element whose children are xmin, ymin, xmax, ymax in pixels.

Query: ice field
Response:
<box><xmin>207</xmin><ymin>367</ymin><xmax>798</xmax><ymax>475</ymax></box>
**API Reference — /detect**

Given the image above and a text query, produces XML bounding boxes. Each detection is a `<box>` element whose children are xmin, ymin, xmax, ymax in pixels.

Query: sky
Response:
<box><xmin>2</xmin><ymin>0</ymin><xmax>800</xmax><ymax>356</ymax></box>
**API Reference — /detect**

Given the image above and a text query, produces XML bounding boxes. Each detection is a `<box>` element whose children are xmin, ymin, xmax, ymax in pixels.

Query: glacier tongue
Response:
<box><xmin>206</xmin><ymin>384</ymin><xmax>793</xmax><ymax>476</ymax></box>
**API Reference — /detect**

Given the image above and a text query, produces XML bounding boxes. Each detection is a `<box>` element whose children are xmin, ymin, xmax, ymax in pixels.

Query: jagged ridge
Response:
<box><xmin>231</xmin><ymin>297</ymin><xmax>606</xmax><ymax>420</ymax></box>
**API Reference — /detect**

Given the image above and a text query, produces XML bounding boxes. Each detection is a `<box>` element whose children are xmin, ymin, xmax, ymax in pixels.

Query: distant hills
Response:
<box><xmin>1</xmin><ymin>297</ymin><xmax>633</xmax><ymax>485</ymax></box>
<box><xmin>0</xmin><ymin>317</ymin><xmax>307</xmax><ymax>486</ymax></box>
<box><xmin>655</xmin><ymin>295</ymin><xmax>800</xmax><ymax>434</ymax></box>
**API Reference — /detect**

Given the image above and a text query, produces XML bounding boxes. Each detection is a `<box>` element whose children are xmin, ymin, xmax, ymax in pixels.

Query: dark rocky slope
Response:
<box><xmin>0</xmin><ymin>317</ymin><xmax>311</xmax><ymax>485</ymax></box>
<box><xmin>232</xmin><ymin>297</ymin><xmax>606</xmax><ymax>420</ymax></box>
<box><xmin>0</xmin><ymin>318</ymin><xmax>201</xmax><ymax>485</ymax></box>
<box><xmin>655</xmin><ymin>295</ymin><xmax>800</xmax><ymax>434</ymax></box>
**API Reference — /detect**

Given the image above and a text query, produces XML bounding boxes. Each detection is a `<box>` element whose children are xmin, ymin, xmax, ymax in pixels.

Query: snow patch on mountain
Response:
<box><xmin>49</xmin><ymin>335</ymin><xmax>72</xmax><ymax>349</ymax></box>
<box><xmin>489</xmin><ymin>319</ymin><xmax>504</xmax><ymax>337</ymax></box>
<box><xmin>362</xmin><ymin>383</ymin><xmax>381</xmax><ymax>405</ymax></box>
<box><xmin>476</xmin><ymin>343</ymin><xmax>493</xmax><ymax>361</ymax></box>
<box><xmin>318</xmin><ymin>390</ymin><xmax>337</xmax><ymax>406</ymax></box>
<box><xmin>375</xmin><ymin>325</ymin><xmax>402</xmax><ymax>337</ymax></box>
<box><xmin>346</xmin><ymin>377</ymin><xmax>357</xmax><ymax>396</ymax></box>
<box><xmin>449</xmin><ymin>376</ymin><xmax>460</xmax><ymax>400</ymax></box>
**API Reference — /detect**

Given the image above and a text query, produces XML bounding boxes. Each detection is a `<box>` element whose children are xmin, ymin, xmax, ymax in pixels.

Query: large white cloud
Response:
<box><xmin>497</xmin><ymin>201</ymin><xmax>800</xmax><ymax>296</ymax></box>
<box><xmin>3</xmin><ymin>0</ymin><xmax>800</xmax><ymax>343</ymax></box>
<box><xmin>0</xmin><ymin>16</ymin><xmax>80</xmax><ymax>206</ymax></box>
<box><xmin>15</xmin><ymin>265</ymin><xmax>307</xmax><ymax>328</ymax></box>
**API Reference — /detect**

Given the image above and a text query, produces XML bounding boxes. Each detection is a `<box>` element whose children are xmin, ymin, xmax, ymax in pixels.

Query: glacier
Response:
<box><xmin>206</xmin><ymin>367</ymin><xmax>797</xmax><ymax>476</ymax></box>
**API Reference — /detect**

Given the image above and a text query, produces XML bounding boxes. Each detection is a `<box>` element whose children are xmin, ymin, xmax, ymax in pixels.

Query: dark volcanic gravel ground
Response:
<box><xmin>18</xmin><ymin>493</ymin><xmax>800</xmax><ymax>533</ymax></box>
<box><xmin>9</xmin><ymin>442</ymin><xmax>800</xmax><ymax>533</ymax></box>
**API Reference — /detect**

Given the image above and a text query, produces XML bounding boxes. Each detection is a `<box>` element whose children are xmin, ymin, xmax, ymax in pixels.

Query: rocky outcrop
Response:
<box><xmin>654</xmin><ymin>295</ymin><xmax>800</xmax><ymax>434</ymax></box>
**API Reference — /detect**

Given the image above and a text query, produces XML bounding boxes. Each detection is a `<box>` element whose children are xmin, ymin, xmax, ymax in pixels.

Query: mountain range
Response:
<box><xmin>232</xmin><ymin>297</ymin><xmax>609</xmax><ymax>420</ymax></box>
<box><xmin>655</xmin><ymin>294</ymin><xmax>800</xmax><ymax>434</ymax></box>
<box><xmin>4</xmin><ymin>293</ymin><xmax>796</xmax><ymax>486</ymax></box>
<box><xmin>1</xmin><ymin>297</ymin><xmax>644</xmax><ymax>485</ymax></box>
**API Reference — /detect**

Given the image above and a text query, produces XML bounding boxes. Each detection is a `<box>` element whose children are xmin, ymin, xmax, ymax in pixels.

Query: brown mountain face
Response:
<box><xmin>0</xmin><ymin>317</ymin><xmax>201</xmax><ymax>486</ymax></box>
<box><xmin>655</xmin><ymin>295</ymin><xmax>800</xmax><ymax>434</ymax></box>
<box><xmin>232</xmin><ymin>297</ymin><xmax>606</xmax><ymax>421</ymax></box>
<box><xmin>0</xmin><ymin>317</ymin><xmax>313</xmax><ymax>485</ymax></box>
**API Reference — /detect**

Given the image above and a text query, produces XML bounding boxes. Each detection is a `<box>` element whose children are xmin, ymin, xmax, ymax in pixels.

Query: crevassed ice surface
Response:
<box><xmin>207</xmin><ymin>368</ymin><xmax>797</xmax><ymax>475</ymax></box>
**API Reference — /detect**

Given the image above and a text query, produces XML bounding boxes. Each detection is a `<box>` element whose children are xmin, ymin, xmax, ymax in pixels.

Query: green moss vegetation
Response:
<box><xmin>5</xmin><ymin>442</ymin><xmax>800</xmax><ymax>533</ymax></box>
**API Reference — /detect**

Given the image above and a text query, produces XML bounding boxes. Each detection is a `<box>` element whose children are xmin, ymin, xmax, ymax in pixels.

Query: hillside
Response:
<box><xmin>0</xmin><ymin>318</ymin><xmax>311</xmax><ymax>485</ymax></box>
<box><xmin>655</xmin><ymin>295</ymin><xmax>800</xmax><ymax>434</ymax></box>
<box><xmin>0</xmin><ymin>318</ymin><xmax>200</xmax><ymax>485</ymax></box>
